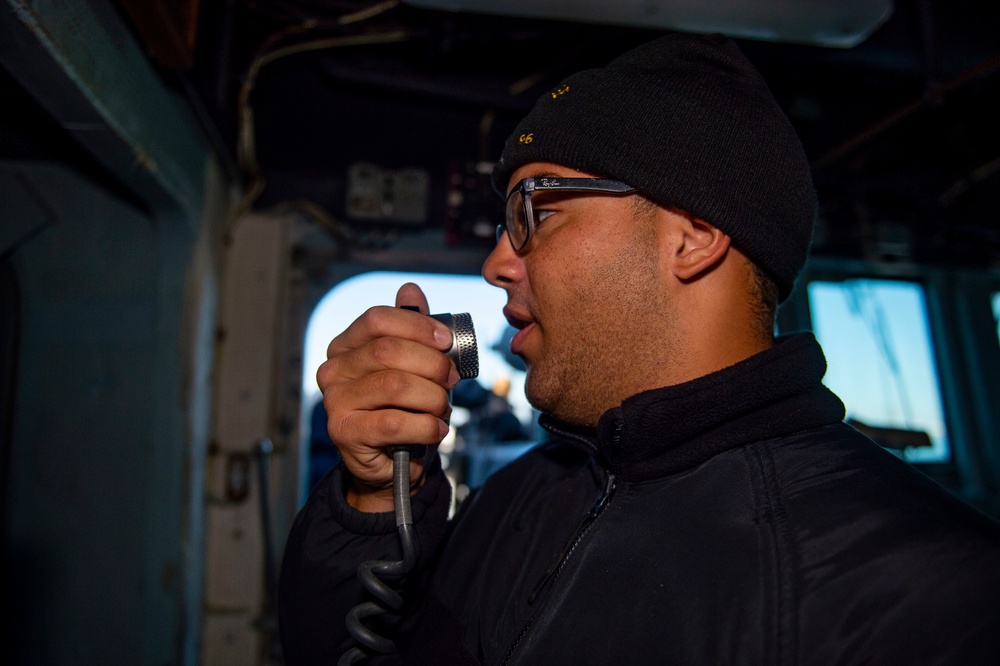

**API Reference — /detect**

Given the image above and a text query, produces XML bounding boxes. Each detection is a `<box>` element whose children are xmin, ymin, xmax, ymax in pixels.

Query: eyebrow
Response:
<box><xmin>525</xmin><ymin>171</ymin><xmax>573</xmax><ymax>181</ymax></box>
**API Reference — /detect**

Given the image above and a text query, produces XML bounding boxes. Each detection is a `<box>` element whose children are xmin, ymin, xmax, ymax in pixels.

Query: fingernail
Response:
<box><xmin>434</xmin><ymin>327</ymin><xmax>453</xmax><ymax>349</ymax></box>
<box><xmin>448</xmin><ymin>366</ymin><xmax>460</xmax><ymax>387</ymax></box>
<box><xmin>438</xmin><ymin>420</ymin><xmax>450</xmax><ymax>439</ymax></box>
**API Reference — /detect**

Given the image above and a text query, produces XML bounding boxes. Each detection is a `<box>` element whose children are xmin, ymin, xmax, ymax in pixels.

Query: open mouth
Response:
<box><xmin>503</xmin><ymin>306</ymin><xmax>535</xmax><ymax>356</ymax></box>
<box><xmin>503</xmin><ymin>307</ymin><xmax>532</xmax><ymax>331</ymax></box>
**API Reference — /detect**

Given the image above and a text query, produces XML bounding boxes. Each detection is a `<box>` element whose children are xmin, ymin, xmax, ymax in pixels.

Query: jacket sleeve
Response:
<box><xmin>277</xmin><ymin>453</ymin><xmax>453</xmax><ymax>666</ymax></box>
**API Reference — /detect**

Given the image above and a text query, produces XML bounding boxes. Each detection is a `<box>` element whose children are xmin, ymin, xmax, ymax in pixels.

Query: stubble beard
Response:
<box><xmin>523</xmin><ymin>224</ymin><xmax>670</xmax><ymax>427</ymax></box>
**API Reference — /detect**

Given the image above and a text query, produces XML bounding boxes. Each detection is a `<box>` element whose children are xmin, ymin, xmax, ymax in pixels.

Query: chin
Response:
<box><xmin>525</xmin><ymin>377</ymin><xmax>601</xmax><ymax>428</ymax></box>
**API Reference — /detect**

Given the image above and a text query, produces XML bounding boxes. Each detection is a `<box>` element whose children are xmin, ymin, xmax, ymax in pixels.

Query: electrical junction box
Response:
<box><xmin>346</xmin><ymin>162</ymin><xmax>430</xmax><ymax>224</ymax></box>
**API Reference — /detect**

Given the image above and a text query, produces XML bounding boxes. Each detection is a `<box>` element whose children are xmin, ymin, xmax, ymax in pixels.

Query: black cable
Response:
<box><xmin>339</xmin><ymin>448</ymin><xmax>419</xmax><ymax>664</ymax></box>
<box><xmin>338</xmin><ymin>311</ymin><xmax>477</xmax><ymax>664</ymax></box>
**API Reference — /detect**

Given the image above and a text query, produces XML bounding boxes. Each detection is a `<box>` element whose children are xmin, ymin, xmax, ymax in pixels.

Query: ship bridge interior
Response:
<box><xmin>1</xmin><ymin>1</ymin><xmax>999</xmax><ymax>663</ymax></box>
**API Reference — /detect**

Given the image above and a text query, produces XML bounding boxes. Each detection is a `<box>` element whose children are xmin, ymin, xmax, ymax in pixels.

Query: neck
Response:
<box><xmin>657</xmin><ymin>274</ymin><xmax>773</xmax><ymax>389</ymax></box>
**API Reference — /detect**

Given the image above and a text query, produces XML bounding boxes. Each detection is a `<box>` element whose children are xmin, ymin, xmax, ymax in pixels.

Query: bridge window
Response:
<box><xmin>807</xmin><ymin>279</ymin><xmax>948</xmax><ymax>463</ymax></box>
<box><xmin>993</xmin><ymin>291</ymin><xmax>1000</xmax><ymax>346</ymax></box>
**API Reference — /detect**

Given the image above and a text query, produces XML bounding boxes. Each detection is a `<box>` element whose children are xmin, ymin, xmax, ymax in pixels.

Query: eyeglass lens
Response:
<box><xmin>503</xmin><ymin>187</ymin><xmax>529</xmax><ymax>252</ymax></box>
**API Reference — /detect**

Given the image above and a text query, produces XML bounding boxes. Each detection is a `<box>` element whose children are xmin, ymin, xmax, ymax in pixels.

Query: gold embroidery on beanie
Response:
<box><xmin>518</xmin><ymin>133</ymin><xmax>534</xmax><ymax>144</ymax></box>
<box><xmin>550</xmin><ymin>85</ymin><xmax>570</xmax><ymax>99</ymax></box>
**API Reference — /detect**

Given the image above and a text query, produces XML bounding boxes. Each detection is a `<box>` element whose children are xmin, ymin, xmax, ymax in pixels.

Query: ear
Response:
<box><xmin>669</xmin><ymin>212</ymin><xmax>731</xmax><ymax>281</ymax></box>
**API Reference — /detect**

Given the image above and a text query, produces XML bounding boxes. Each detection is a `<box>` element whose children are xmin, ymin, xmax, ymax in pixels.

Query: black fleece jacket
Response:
<box><xmin>279</xmin><ymin>333</ymin><xmax>1000</xmax><ymax>665</ymax></box>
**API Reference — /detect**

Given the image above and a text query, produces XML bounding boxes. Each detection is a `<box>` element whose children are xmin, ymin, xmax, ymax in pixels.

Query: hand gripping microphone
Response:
<box><xmin>395</xmin><ymin>313</ymin><xmax>479</xmax><ymax>460</ymax></box>
<box><xmin>340</xmin><ymin>312</ymin><xmax>478</xmax><ymax>665</ymax></box>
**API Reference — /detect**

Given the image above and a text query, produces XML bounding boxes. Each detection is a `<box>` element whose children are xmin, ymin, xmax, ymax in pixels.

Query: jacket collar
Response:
<box><xmin>540</xmin><ymin>333</ymin><xmax>845</xmax><ymax>482</ymax></box>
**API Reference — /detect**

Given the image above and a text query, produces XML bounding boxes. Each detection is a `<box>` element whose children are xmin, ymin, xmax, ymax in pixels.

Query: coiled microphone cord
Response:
<box><xmin>338</xmin><ymin>448</ymin><xmax>421</xmax><ymax>664</ymax></box>
<box><xmin>339</xmin><ymin>312</ymin><xmax>478</xmax><ymax>665</ymax></box>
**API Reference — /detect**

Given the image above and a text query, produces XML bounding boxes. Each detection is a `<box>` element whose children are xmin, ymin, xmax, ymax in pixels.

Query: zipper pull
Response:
<box><xmin>590</xmin><ymin>421</ymin><xmax>621</xmax><ymax>518</ymax></box>
<box><xmin>588</xmin><ymin>473</ymin><xmax>617</xmax><ymax>519</ymax></box>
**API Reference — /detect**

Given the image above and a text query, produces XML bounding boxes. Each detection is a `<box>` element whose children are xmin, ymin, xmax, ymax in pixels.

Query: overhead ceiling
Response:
<box><xmin>21</xmin><ymin>0</ymin><xmax>1000</xmax><ymax>269</ymax></box>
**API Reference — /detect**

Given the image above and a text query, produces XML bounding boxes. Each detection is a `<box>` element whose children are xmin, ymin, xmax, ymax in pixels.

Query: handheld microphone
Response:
<box><xmin>395</xmin><ymin>312</ymin><xmax>479</xmax><ymax>459</ymax></box>
<box><xmin>430</xmin><ymin>312</ymin><xmax>479</xmax><ymax>384</ymax></box>
<box><xmin>340</xmin><ymin>312</ymin><xmax>479</xmax><ymax>664</ymax></box>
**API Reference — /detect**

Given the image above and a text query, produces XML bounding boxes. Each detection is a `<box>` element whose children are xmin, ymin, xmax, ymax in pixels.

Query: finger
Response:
<box><xmin>327</xmin><ymin>369</ymin><xmax>452</xmax><ymax>421</ymax></box>
<box><xmin>344</xmin><ymin>441</ymin><xmax>440</xmax><ymax>494</ymax></box>
<box><xmin>395</xmin><ymin>282</ymin><xmax>430</xmax><ymax>314</ymax></box>
<box><xmin>319</xmin><ymin>337</ymin><xmax>458</xmax><ymax>390</ymax></box>
<box><xmin>331</xmin><ymin>407</ymin><xmax>450</xmax><ymax>458</ymax></box>
<box><xmin>325</xmin><ymin>387</ymin><xmax>449</xmax><ymax>496</ymax></box>
<box><xmin>326</xmin><ymin>304</ymin><xmax>453</xmax><ymax>359</ymax></box>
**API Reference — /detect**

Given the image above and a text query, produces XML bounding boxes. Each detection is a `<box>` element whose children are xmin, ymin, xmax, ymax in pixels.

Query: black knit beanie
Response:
<box><xmin>492</xmin><ymin>32</ymin><xmax>816</xmax><ymax>301</ymax></box>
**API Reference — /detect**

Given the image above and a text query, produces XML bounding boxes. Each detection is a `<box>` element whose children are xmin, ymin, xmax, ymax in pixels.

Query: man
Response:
<box><xmin>279</xmin><ymin>33</ymin><xmax>1000</xmax><ymax>664</ymax></box>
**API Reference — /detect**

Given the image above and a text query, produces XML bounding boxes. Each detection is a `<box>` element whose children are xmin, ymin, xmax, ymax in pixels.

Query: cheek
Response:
<box><xmin>525</xmin><ymin>248</ymin><xmax>582</xmax><ymax>318</ymax></box>
<box><xmin>529</xmin><ymin>224</ymin><xmax>608</xmax><ymax>292</ymax></box>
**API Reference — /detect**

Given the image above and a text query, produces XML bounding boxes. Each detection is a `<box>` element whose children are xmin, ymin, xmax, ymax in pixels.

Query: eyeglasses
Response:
<box><xmin>497</xmin><ymin>177</ymin><xmax>637</xmax><ymax>253</ymax></box>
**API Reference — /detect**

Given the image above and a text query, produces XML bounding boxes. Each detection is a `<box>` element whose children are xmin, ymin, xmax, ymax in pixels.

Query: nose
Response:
<box><xmin>482</xmin><ymin>230</ymin><xmax>524</xmax><ymax>289</ymax></box>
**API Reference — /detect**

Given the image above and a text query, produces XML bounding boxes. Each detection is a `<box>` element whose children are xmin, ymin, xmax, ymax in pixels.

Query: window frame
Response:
<box><xmin>780</xmin><ymin>258</ymin><xmax>1000</xmax><ymax>505</ymax></box>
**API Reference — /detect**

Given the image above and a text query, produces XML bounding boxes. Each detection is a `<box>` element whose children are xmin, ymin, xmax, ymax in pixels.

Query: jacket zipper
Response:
<box><xmin>500</xmin><ymin>470</ymin><xmax>618</xmax><ymax>665</ymax></box>
<box><xmin>527</xmin><ymin>471</ymin><xmax>617</xmax><ymax>604</ymax></box>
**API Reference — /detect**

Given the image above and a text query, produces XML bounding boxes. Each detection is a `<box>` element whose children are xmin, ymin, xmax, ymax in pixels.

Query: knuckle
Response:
<box><xmin>358</xmin><ymin>305</ymin><xmax>391</xmax><ymax>333</ymax></box>
<box><xmin>317</xmin><ymin>354</ymin><xmax>350</xmax><ymax>390</ymax></box>
<box><xmin>375</xmin><ymin>369</ymin><xmax>410</xmax><ymax>399</ymax></box>
<box><xmin>327</xmin><ymin>411</ymin><xmax>354</xmax><ymax>442</ymax></box>
<box><xmin>316</xmin><ymin>359</ymin><xmax>334</xmax><ymax>389</ymax></box>
<box><xmin>333</xmin><ymin>412</ymin><xmax>387</xmax><ymax>453</ymax></box>
<box><xmin>368</xmin><ymin>337</ymin><xmax>402</xmax><ymax>368</ymax></box>
<box><xmin>322</xmin><ymin>383</ymin><xmax>349</xmax><ymax>413</ymax></box>
<box><xmin>375</xmin><ymin>411</ymin><xmax>404</xmax><ymax>438</ymax></box>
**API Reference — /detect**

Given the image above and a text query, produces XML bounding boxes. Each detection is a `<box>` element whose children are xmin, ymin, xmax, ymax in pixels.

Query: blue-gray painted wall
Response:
<box><xmin>1</xmin><ymin>1</ymin><xmax>231</xmax><ymax>663</ymax></box>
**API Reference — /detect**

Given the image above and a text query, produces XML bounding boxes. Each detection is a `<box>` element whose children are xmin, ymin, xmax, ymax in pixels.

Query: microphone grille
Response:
<box><xmin>449</xmin><ymin>312</ymin><xmax>479</xmax><ymax>380</ymax></box>
<box><xmin>430</xmin><ymin>312</ymin><xmax>479</xmax><ymax>379</ymax></box>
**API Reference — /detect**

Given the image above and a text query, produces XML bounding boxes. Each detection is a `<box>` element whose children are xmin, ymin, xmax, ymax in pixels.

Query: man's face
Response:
<box><xmin>482</xmin><ymin>162</ymin><xmax>676</xmax><ymax>427</ymax></box>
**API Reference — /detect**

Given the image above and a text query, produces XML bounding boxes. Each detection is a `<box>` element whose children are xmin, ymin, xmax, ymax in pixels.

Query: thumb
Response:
<box><xmin>395</xmin><ymin>282</ymin><xmax>430</xmax><ymax>314</ymax></box>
